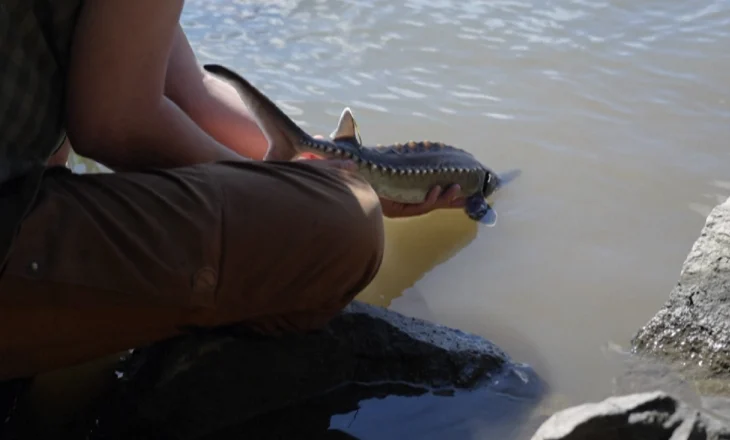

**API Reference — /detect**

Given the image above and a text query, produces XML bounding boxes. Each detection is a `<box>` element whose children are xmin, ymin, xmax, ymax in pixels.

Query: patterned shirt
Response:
<box><xmin>0</xmin><ymin>0</ymin><xmax>82</xmax><ymax>271</ymax></box>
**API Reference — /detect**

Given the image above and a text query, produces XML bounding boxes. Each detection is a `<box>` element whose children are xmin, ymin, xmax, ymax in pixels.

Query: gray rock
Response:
<box><xmin>530</xmin><ymin>391</ymin><xmax>730</xmax><ymax>440</ymax></box>
<box><xmin>632</xmin><ymin>196</ymin><xmax>730</xmax><ymax>381</ymax></box>
<box><xmin>89</xmin><ymin>300</ymin><xmax>544</xmax><ymax>440</ymax></box>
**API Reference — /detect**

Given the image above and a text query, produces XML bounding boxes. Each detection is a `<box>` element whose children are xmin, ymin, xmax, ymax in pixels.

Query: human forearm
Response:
<box><xmin>182</xmin><ymin>72</ymin><xmax>270</xmax><ymax>160</ymax></box>
<box><xmin>64</xmin><ymin>0</ymin><xmax>250</xmax><ymax>171</ymax></box>
<box><xmin>69</xmin><ymin>95</ymin><xmax>245</xmax><ymax>171</ymax></box>
<box><xmin>164</xmin><ymin>25</ymin><xmax>269</xmax><ymax>160</ymax></box>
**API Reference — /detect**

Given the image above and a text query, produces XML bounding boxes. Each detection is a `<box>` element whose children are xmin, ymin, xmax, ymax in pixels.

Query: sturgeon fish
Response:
<box><xmin>203</xmin><ymin>63</ymin><xmax>519</xmax><ymax>225</ymax></box>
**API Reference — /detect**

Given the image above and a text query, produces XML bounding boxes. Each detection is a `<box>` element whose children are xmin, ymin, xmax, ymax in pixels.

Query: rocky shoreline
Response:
<box><xmin>3</xmin><ymin>197</ymin><xmax>730</xmax><ymax>439</ymax></box>
<box><xmin>632</xmin><ymin>196</ymin><xmax>730</xmax><ymax>382</ymax></box>
<box><xmin>531</xmin><ymin>391</ymin><xmax>730</xmax><ymax>440</ymax></box>
<box><xmin>80</xmin><ymin>301</ymin><xmax>547</xmax><ymax>440</ymax></box>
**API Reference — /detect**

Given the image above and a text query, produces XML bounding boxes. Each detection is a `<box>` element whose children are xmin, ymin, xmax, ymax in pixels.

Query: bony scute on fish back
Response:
<box><xmin>202</xmin><ymin>63</ymin><xmax>517</xmax><ymax>226</ymax></box>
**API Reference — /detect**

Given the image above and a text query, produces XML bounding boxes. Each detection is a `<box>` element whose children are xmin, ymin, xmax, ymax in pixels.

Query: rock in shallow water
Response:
<box><xmin>88</xmin><ymin>300</ymin><xmax>544</xmax><ymax>440</ymax></box>
<box><xmin>632</xmin><ymin>196</ymin><xmax>730</xmax><ymax>380</ymax></box>
<box><xmin>530</xmin><ymin>391</ymin><xmax>730</xmax><ymax>440</ymax></box>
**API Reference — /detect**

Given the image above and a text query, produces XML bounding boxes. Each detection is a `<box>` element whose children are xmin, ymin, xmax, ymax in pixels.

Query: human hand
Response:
<box><xmin>378</xmin><ymin>185</ymin><xmax>466</xmax><ymax>218</ymax></box>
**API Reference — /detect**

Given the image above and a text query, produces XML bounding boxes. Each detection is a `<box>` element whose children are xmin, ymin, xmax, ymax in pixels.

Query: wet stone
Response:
<box><xmin>86</xmin><ymin>300</ymin><xmax>544</xmax><ymax>440</ymax></box>
<box><xmin>632</xmin><ymin>196</ymin><xmax>730</xmax><ymax>381</ymax></box>
<box><xmin>530</xmin><ymin>391</ymin><xmax>730</xmax><ymax>440</ymax></box>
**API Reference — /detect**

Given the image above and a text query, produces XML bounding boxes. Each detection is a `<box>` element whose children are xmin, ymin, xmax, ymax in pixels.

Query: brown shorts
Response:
<box><xmin>0</xmin><ymin>160</ymin><xmax>384</xmax><ymax>381</ymax></box>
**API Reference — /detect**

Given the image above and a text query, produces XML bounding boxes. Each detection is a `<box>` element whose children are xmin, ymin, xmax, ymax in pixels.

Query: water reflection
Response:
<box><xmin>357</xmin><ymin>211</ymin><xmax>478</xmax><ymax>307</ymax></box>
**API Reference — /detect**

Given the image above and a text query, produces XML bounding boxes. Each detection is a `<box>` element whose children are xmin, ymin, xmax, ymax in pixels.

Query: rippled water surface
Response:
<box><xmin>111</xmin><ymin>0</ymin><xmax>730</xmax><ymax>437</ymax></box>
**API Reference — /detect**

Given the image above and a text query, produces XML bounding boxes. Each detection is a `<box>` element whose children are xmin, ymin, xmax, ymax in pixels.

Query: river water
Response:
<box><xmin>68</xmin><ymin>0</ymin><xmax>730</xmax><ymax>437</ymax></box>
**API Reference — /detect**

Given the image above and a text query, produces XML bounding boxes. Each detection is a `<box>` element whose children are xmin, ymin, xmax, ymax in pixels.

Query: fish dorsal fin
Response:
<box><xmin>329</xmin><ymin>107</ymin><xmax>362</xmax><ymax>146</ymax></box>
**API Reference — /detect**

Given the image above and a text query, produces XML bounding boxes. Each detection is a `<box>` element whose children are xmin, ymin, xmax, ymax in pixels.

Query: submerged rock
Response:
<box><xmin>632</xmin><ymin>196</ymin><xmax>730</xmax><ymax>381</ymax></box>
<box><xmin>88</xmin><ymin>300</ymin><xmax>544</xmax><ymax>440</ymax></box>
<box><xmin>530</xmin><ymin>391</ymin><xmax>730</xmax><ymax>440</ymax></box>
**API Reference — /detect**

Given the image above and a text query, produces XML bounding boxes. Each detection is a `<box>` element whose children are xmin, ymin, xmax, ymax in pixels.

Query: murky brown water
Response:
<box><xmin>63</xmin><ymin>0</ymin><xmax>730</xmax><ymax>437</ymax></box>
